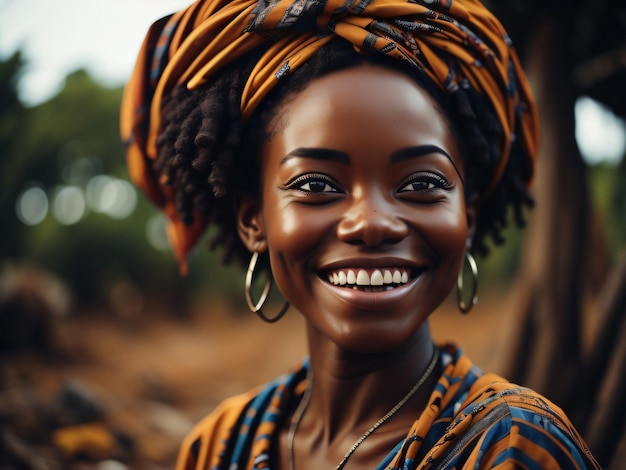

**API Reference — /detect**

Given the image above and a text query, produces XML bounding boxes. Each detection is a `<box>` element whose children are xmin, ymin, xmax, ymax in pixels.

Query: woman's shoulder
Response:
<box><xmin>422</xmin><ymin>345</ymin><xmax>600</xmax><ymax>469</ymax></box>
<box><xmin>175</xmin><ymin>362</ymin><xmax>308</xmax><ymax>470</ymax></box>
<box><xmin>456</xmin><ymin>377</ymin><xmax>599</xmax><ymax>468</ymax></box>
<box><xmin>175</xmin><ymin>391</ymin><xmax>257</xmax><ymax>470</ymax></box>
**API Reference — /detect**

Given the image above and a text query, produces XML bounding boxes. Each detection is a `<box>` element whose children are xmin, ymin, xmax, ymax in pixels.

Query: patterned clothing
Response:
<box><xmin>120</xmin><ymin>0</ymin><xmax>539</xmax><ymax>271</ymax></box>
<box><xmin>176</xmin><ymin>345</ymin><xmax>600</xmax><ymax>469</ymax></box>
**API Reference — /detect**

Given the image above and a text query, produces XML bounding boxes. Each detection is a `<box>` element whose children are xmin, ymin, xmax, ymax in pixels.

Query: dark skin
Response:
<box><xmin>237</xmin><ymin>65</ymin><xmax>478</xmax><ymax>469</ymax></box>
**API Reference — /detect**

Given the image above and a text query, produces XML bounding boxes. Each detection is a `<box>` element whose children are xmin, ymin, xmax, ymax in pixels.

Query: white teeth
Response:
<box><xmin>356</xmin><ymin>270</ymin><xmax>369</xmax><ymax>285</ymax></box>
<box><xmin>327</xmin><ymin>268</ymin><xmax>413</xmax><ymax>287</ymax></box>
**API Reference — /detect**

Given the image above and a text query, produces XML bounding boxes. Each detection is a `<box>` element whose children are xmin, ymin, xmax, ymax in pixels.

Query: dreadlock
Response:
<box><xmin>155</xmin><ymin>39</ymin><xmax>534</xmax><ymax>269</ymax></box>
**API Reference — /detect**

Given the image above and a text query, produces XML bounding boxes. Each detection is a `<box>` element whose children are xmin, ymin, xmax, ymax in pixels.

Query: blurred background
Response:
<box><xmin>0</xmin><ymin>0</ymin><xmax>625</xmax><ymax>469</ymax></box>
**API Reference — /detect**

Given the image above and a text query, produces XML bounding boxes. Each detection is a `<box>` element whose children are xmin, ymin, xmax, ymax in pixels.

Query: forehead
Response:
<box><xmin>265</xmin><ymin>65</ymin><xmax>463</xmax><ymax>171</ymax></box>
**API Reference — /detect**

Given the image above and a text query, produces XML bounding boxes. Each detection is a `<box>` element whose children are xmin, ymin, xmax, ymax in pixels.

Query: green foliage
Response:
<box><xmin>1</xmin><ymin>56</ymin><xmax>241</xmax><ymax>311</ymax></box>
<box><xmin>0</xmin><ymin>51</ymin><xmax>29</xmax><ymax>257</ymax></box>
<box><xmin>0</xmin><ymin>51</ymin><xmax>26</xmax><ymax>157</ymax></box>
<box><xmin>479</xmin><ymin>221</ymin><xmax>525</xmax><ymax>291</ymax></box>
<box><xmin>589</xmin><ymin>159</ymin><xmax>626</xmax><ymax>255</ymax></box>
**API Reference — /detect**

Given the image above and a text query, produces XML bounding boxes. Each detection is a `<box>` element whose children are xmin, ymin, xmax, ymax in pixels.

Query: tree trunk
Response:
<box><xmin>583</xmin><ymin>253</ymin><xmax>626</xmax><ymax>466</ymax></box>
<box><xmin>504</xmin><ymin>12</ymin><xmax>589</xmax><ymax>410</ymax></box>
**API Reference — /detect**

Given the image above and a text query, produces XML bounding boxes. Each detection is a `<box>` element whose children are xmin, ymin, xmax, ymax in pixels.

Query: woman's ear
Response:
<box><xmin>465</xmin><ymin>192</ymin><xmax>480</xmax><ymax>248</ymax></box>
<box><xmin>236</xmin><ymin>194</ymin><xmax>268</xmax><ymax>253</ymax></box>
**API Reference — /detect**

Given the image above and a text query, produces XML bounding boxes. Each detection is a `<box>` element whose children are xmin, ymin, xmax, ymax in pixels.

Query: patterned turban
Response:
<box><xmin>121</xmin><ymin>0</ymin><xmax>539</xmax><ymax>272</ymax></box>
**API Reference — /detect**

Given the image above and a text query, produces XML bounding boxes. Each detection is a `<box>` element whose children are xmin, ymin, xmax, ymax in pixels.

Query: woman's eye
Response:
<box><xmin>399</xmin><ymin>181</ymin><xmax>437</xmax><ymax>191</ymax></box>
<box><xmin>284</xmin><ymin>174</ymin><xmax>341</xmax><ymax>195</ymax></box>
<box><xmin>397</xmin><ymin>172</ymin><xmax>450</xmax><ymax>193</ymax></box>
<box><xmin>299</xmin><ymin>180</ymin><xmax>337</xmax><ymax>193</ymax></box>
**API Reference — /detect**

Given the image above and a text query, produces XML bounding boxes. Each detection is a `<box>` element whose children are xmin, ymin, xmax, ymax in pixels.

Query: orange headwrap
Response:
<box><xmin>121</xmin><ymin>0</ymin><xmax>539</xmax><ymax>272</ymax></box>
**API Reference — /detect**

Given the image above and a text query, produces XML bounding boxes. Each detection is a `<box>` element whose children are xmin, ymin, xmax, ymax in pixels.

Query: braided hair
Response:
<box><xmin>155</xmin><ymin>39</ymin><xmax>534</xmax><ymax>269</ymax></box>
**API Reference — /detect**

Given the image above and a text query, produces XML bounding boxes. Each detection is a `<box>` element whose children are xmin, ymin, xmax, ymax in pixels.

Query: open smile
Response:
<box><xmin>323</xmin><ymin>268</ymin><xmax>421</xmax><ymax>292</ymax></box>
<box><xmin>316</xmin><ymin>264</ymin><xmax>426</xmax><ymax>310</ymax></box>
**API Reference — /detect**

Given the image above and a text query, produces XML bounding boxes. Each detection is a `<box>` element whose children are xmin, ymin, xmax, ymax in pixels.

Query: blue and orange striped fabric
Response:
<box><xmin>176</xmin><ymin>345</ymin><xmax>600</xmax><ymax>469</ymax></box>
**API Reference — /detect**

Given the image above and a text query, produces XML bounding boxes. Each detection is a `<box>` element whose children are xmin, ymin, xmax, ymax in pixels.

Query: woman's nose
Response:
<box><xmin>336</xmin><ymin>198</ymin><xmax>408</xmax><ymax>247</ymax></box>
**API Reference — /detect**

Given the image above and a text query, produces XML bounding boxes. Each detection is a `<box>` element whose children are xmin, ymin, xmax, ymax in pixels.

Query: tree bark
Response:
<box><xmin>504</xmin><ymin>12</ymin><xmax>589</xmax><ymax>410</ymax></box>
<box><xmin>583</xmin><ymin>254</ymin><xmax>626</xmax><ymax>466</ymax></box>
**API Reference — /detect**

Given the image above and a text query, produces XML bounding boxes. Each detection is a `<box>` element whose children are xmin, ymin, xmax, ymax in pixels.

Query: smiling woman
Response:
<box><xmin>240</xmin><ymin>66</ymin><xmax>469</xmax><ymax>355</ymax></box>
<box><xmin>121</xmin><ymin>0</ymin><xmax>600</xmax><ymax>468</ymax></box>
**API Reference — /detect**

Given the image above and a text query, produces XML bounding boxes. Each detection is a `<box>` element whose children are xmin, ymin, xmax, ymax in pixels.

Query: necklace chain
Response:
<box><xmin>287</xmin><ymin>347</ymin><xmax>440</xmax><ymax>470</ymax></box>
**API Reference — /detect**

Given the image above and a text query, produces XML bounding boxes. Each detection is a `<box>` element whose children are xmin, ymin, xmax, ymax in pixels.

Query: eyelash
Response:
<box><xmin>397</xmin><ymin>172</ymin><xmax>451</xmax><ymax>193</ymax></box>
<box><xmin>283</xmin><ymin>173</ymin><xmax>340</xmax><ymax>194</ymax></box>
<box><xmin>282</xmin><ymin>171</ymin><xmax>451</xmax><ymax>197</ymax></box>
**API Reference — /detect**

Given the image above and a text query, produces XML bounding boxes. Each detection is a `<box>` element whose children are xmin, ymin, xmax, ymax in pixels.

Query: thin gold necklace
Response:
<box><xmin>287</xmin><ymin>347</ymin><xmax>439</xmax><ymax>470</ymax></box>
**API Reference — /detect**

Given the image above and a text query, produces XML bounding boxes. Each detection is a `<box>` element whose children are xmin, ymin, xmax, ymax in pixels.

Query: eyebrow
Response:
<box><xmin>280</xmin><ymin>145</ymin><xmax>463</xmax><ymax>181</ymax></box>
<box><xmin>391</xmin><ymin>145</ymin><xmax>464</xmax><ymax>182</ymax></box>
<box><xmin>280</xmin><ymin>147</ymin><xmax>350</xmax><ymax>165</ymax></box>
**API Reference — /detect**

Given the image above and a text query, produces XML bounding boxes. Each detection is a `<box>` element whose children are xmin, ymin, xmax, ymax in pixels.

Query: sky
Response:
<box><xmin>0</xmin><ymin>0</ymin><xmax>624</xmax><ymax>165</ymax></box>
<box><xmin>0</xmin><ymin>0</ymin><xmax>189</xmax><ymax>104</ymax></box>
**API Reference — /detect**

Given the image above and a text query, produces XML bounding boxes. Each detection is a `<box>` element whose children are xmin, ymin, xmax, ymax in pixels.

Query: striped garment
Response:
<box><xmin>176</xmin><ymin>345</ymin><xmax>600</xmax><ymax>469</ymax></box>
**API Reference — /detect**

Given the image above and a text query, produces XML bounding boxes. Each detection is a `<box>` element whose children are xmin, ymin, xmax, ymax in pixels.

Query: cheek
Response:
<box><xmin>440</xmin><ymin>210</ymin><xmax>468</xmax><ymax>276</ymax></box>
<box><xmin>260</xmin><ymin>184</ymin><xmax>334</xmax><ymax>279</ymax></box>
<box><xmin>438</xmin><ymin>205</ymin><xmax>468</xmax><ymax>245</ymax></box>
<box><xmin>415</xmin><ymin>195</ymin><xmax>468</xmax><ymax>267</ymax></box>
<box><xmin>264</xmin><ymin>204</ymin><xmax>330</xmax><ymax>254</ymax></box>
<box><xmin>262</xmin><ymin>204</ymin><xmax>332</xmax><ymax>304</ymax></box>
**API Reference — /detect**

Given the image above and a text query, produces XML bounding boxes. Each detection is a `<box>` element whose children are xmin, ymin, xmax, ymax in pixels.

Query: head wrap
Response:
<box><xmin>121</xmin><ymin>0</ymin><xmax>539</xmax><ymax>272</ymax></box>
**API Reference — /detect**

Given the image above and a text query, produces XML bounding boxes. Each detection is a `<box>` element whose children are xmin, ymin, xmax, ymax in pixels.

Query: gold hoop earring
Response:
<box><xmin>457</xmin><ymin>251</ymin><xmax>478</xmax><ymax>314</ymax></box>
<box><xmin>245</xmin><ymin>251</ymin><xmax>289</xmax><ymax>323</ymax></box>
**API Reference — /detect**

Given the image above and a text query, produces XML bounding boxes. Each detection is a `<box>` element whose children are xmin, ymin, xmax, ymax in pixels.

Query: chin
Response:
<box><xmin>321</xmin><ymin>312</ymin><xmax>431</xmax><ymax>356</ymax></box>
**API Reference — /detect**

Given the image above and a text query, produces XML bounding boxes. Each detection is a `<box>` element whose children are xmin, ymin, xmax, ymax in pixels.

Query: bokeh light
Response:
<box><xmin>52</xmin><ymin>185</ymin><xmax>86</xmax><ymax>225</ymax></box>
<box><xmin>15</xmin><ymin>185</ymin><xmax>49</xmax><ymax>226</ymax></box>
<box><xmin>146</xmin><ymin>214</ymin><xmax>171</xmax><ymax>252</ymax></box>
<box><xmin>85</xmin><ymin>175</ymin><xmax>137</xmax><ymax>219</ymax></box>
<box><xmin>576</xmin><ymin>96</ymin><xmax>626</xmax><ymax>165</ymax></box>
<box><xmin>62</xmin><ymin>155</ymin><xmax>101</xmax><ymax>187</ymax></box>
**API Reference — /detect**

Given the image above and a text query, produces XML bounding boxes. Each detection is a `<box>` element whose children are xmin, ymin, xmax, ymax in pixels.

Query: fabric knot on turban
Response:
<box><xmin>121</xmin><ymin>0</ymin><xmax>539</xmax><ymax>272</ymax></box>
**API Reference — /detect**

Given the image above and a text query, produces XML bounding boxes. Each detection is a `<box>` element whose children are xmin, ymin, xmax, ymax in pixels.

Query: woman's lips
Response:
<box><xmin>317</xmin><ymin>266</ymin><xmax>424</xmax><ymax>310</ymax></box>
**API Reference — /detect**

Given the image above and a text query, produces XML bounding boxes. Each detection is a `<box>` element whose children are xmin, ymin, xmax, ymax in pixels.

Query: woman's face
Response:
<box><xmin>238</xmin><ymin>65</ymin><xmax>474</xmax><ymax>353</ymax></box>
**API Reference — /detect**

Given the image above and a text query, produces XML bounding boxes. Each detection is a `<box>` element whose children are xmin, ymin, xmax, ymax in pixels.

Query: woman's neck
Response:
<box><xmin>302</xmin><ymin>322</ymin><xmax>437</xmax><ymax>446</ymax></box>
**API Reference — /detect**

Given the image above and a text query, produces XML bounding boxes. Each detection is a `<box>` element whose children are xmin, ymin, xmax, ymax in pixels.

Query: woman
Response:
<box><xmin>121</xmin><ymin>0</ymin><xmax>600</xmax><ymax>468</ymax></box>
